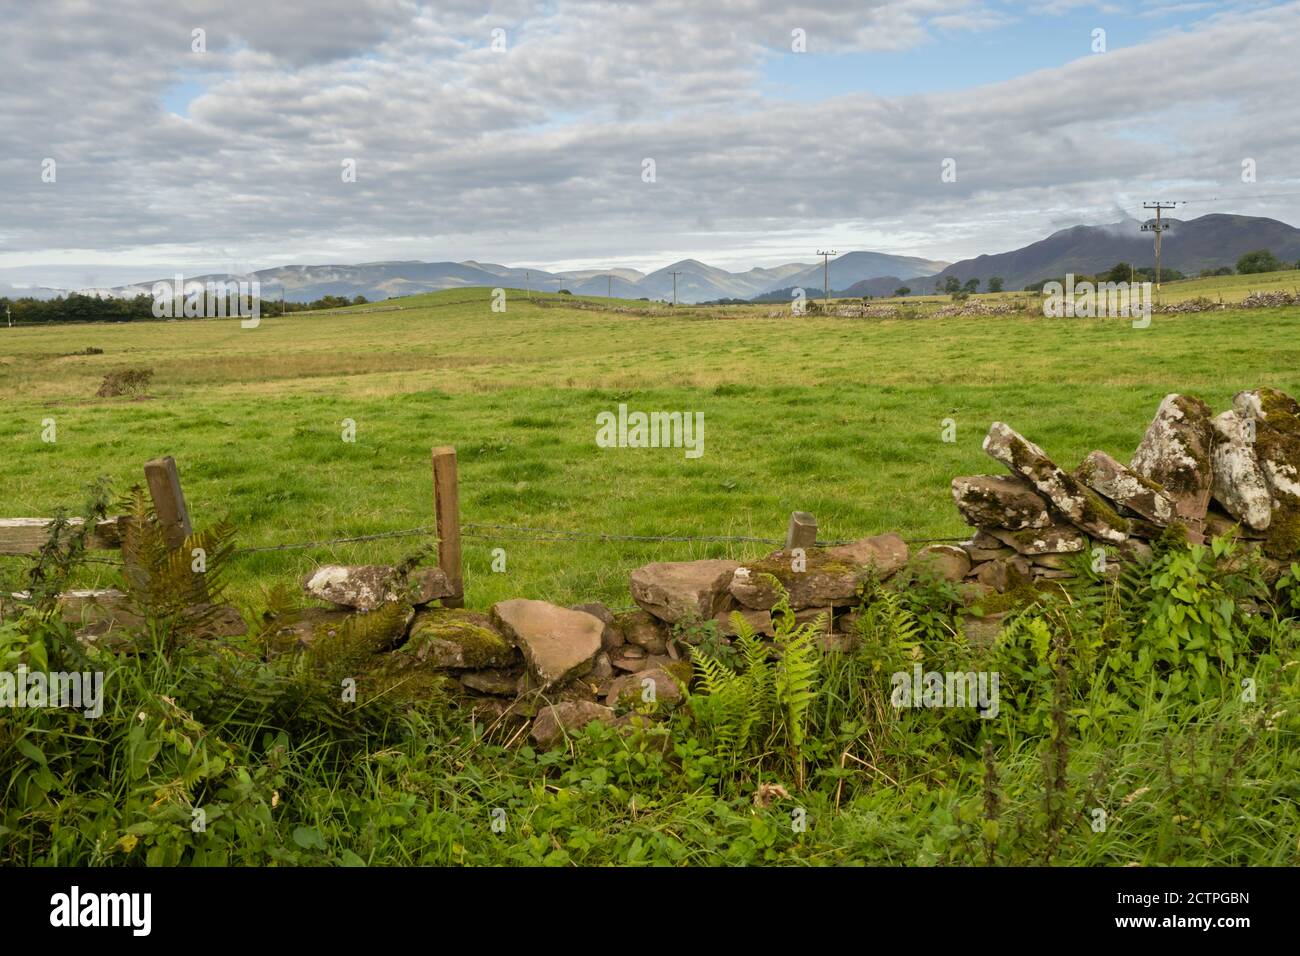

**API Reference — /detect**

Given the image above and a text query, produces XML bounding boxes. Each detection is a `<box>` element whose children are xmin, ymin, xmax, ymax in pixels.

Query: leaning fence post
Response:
<box><xmin>786</xmin><ymin>510</ymin><xmax>817</xmax><ymax>550</ymax></box>
<box><xmin>144</xmin><ymin>456</ymin><xmax>192</xmax><ymax>550</ymax></box>
<box><xmin>431</xmin><ymin>446</ymin><xmax>464</xmax><ymax>607</ymax></box>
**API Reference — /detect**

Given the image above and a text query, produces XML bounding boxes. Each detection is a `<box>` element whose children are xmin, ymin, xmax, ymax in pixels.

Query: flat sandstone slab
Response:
<box><xmin>491</xmin><ymin>599</ymin><xmax>603</xmax><ymax>688</ymax></box>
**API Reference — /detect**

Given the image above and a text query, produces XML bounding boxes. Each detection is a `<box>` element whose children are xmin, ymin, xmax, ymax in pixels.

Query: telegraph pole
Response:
<box><xmin>816</xmin><ymin>249</ymin><xmax>837</xmax><ymax>306</ymax></box>
<box><xmin>668</xmin><ymin>270</ymin><xmax>682</xmax><ymax>306</ymax></box>
<box><xmin>607</xmin><ymin>274</ymin><xmax>612</xmax><ymax>299</ymax></box>
<box><xmin>1141</xmin><ymin>202</ymin><xmax>1178</xmax><ymax>297</ymax></box>
<box><xmin>525</xmin><ymin>270</ymin><xmax>531</xmax><ymax>299</ymax></box>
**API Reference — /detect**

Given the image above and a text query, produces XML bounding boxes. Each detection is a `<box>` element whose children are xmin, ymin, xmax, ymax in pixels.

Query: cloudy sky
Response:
<box><xmin>2</xmin><ymin>0</ymin><xmax>1299</xmax><ymax>287</ymax></box>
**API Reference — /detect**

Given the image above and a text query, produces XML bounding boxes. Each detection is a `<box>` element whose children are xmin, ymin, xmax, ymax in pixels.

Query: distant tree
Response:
<box><xmin>1134</xmin><ymin>266</ymin><xmax>1184</xmax><ymax>282</ymax></box>
<box><xmin>558</xmin><ymin>289</ymin><xmax>572</xmax><ymax>295</ymax></box>
<box><xmin>962</xmin><ymin>278</ymin><xmax>980</xmax><ymax>294</ymax></box>
<box><xmin>352</xmin><ymin>295</ymin><xmax>368</xmax><ymax>305</ymax></box>
<box><xmin>894</xmin><ymin>286</ymin><xmax>911</xmax><ymax>297</ymax></box>
<box><xmin>1103</xmin><ymin>262</ymin><xmax>1133</xmax><ymax>283</ymax></box>
<box><xmin>987</xmin><ymin>276</ymin><xmax>1003</xmax><ymax>293</ymax></box>
<box><xmin>942</xmin><ymin>275</ymin><xmax>962</xmax><ymax>294</ymax></box>
<box><xmin>1236</xmin><ymin>249</ymin><xmax>1283</xmax><ymax>274</ymax></box>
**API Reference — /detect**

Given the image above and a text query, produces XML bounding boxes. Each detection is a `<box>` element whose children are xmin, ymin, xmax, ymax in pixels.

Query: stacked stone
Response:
<box><xmin>628</xmin><ymin>533</ymin><xmax>914</xmax><ymax>655</ymax></box>
<box><xmin>951</xmin><ymin>388</ymin><xmax>1300</xmax><ymax>591</ymax></box>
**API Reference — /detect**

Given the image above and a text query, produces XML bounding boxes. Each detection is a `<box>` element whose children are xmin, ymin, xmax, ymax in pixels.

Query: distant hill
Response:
<box><xmin>55</xmin><ymin>250</ymin><xmax>948</xmax><ymax>305</ymax></box>
<box><xmin>929</xmin><ymin>214</ymin><xmax>1300</xmax><ymax>291</ymax></box>
<box><xmin>772</xmin><ymin>252</ymin><xmax>949</xmax><ymax>294</ymax></box>
<box><xmin>18</xmin><ymin>213</ymin><xmax>1297</xmax><ymax>307</ymax></box>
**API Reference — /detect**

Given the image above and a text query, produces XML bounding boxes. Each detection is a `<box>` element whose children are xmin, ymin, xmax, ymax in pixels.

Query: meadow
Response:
<box><xmin>3</xmin><ymin>285</ymin><xmax>1298</xmax><ymax>609</ymax></box>
<box><xmin>3</xmin><ymin>283</ymin><xmax>1300</xmax><ymax>868</ymax></box>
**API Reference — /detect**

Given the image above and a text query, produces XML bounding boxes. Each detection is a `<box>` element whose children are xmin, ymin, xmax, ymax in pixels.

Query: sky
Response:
<box><xmin>2</xmin><ymin>0</ymin><xmax>1299</xmax><ymax>289</ymax></box>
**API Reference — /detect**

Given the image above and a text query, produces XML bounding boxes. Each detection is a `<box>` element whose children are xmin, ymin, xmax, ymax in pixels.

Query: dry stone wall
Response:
<box><xmin>272</xmin><ymin>388</ymin><xmax>1300</xmax><ymax>747</ymax></box>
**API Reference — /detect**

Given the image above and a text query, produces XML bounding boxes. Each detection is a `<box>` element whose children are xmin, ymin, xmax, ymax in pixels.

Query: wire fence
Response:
<box><xmin>227</xmin><ymin>521</ymin><xmax>967</xmax><ymax>555</ymax></box>
<box><xmin>5</xmin><ymin>520</ymin><xmax>967</xmax><ymax>569</ymax></box>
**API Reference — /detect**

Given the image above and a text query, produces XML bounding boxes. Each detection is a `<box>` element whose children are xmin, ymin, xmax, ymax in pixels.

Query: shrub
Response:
<box><xmin>96</xmin><ymin>367</ymin><xmax>154</xmax><ymax>397</ymax></box>
<box><xmin>1236</xmin><ymin>249</ymin><xmax>1283</xmax><ymax>274</ymax></box>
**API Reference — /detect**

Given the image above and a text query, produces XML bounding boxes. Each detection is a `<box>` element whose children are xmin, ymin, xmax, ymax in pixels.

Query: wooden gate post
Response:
<box><xmin>431</xmin><ymin>446</ymin><xmax>464</xmax><ymax>607</ymax></box>
<box><xmin>144</xmin><ymin>456</ymin><xmax>192</xmax><ymax>550</ymax></box>
<box><xmin>786</xmin><ymin>511</ymin><xmax>817</xmax><ymax>550</ymax></box>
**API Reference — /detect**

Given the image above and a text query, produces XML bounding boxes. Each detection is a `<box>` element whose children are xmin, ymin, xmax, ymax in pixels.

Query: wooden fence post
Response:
<box><xmin>144</xmin><ymin>456</ymin><xmax>192</xmax><ymax>550</ymax></box>
<box><xmin>786</xmin><ymin>510</ymin><xmax>817</xmax><ymax>550</ymax></box>
<box><xmin>431</xmin><ymin>446</ymin><xmax>464</xmax><ymax>607</ymax></box>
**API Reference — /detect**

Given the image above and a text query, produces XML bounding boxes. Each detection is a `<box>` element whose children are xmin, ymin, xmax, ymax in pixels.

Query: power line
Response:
<box><xmin>816</xmin><ymin>249</ymin><xmax>837</xmax><ymax>306</ymax></box>
<box><xmin>1141</xmin><ymin>202</ymin><xmax>1179</xmax><ymax>294</ymax></box>
<box><xmin>665</xmin><ymin>269</ymin><xmax>686</xmax><ymax>306</ymax></box>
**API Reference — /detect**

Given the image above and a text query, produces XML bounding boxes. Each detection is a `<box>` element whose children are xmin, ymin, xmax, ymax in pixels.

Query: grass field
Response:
<box><xmin>4</xmin><ymin>287</ymin><xmax>1300</xmax><ymax>607</ymax></box>
<box><xmin>5</xmin><ymin>284</ymin><xmax>1300</xmax><ymax>869</ymax></box>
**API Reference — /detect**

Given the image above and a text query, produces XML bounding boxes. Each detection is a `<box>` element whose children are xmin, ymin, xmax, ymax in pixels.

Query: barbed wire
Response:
<box><xmin>224</xmin><ymin>520</ymin><xmax>967</xmax><ymax>555</ymax></box>
<box><xmin>234</xmin><ymin>526</ymin><xmax>438</xmax><ymax>554</ymax></box>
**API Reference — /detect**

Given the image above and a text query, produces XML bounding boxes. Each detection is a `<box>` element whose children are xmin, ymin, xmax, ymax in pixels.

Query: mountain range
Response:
<box><xmin>7</xmin><ymin>213</ymin><xmax>1297</xmax><ymax>306</ymax></box>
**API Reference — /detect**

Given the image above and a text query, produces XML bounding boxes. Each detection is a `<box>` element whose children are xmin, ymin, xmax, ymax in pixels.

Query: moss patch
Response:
<box><xmin>404</xmin><ymin>610</ymin><xmax>515</xmax><ymax>669</ymax></box>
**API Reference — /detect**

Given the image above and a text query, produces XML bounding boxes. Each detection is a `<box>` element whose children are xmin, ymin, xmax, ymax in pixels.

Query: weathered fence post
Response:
<box><xmin>431</xmin><ymin>446</ymin><xmax>464</xmax><ymax>607</ymax></box>
<box><xmin>786</xmin><ymin>510</ymin><xmax>817</xmax><ymax>550</ymax></box>
<box><xmin>144</xmin><ymin>456</ymin><xmax>192</xmax><ymax>550</ymax></box>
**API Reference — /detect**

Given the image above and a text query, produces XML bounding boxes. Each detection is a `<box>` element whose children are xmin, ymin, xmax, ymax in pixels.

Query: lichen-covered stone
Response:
<box><xmin>1128</xmin><ymin>394</ymin><xmax>1214</xmax><ymax>528</ymax></box>
<box><xmin>628</xmin><ymin>559</ymin><xmax>739</xmax><ymax>624</ymax></box>
<box><xmin>1076</xmin><ymin>450</ymin><xmax>1175</xmax><ymax>527</ymax></box>
<box><xmin>303</xmin><ymin>564</ymin><xmax>402</xmax><ymax>611</ymax></box>
<box><xmin>1234</xmin><ymin>388</ymin><xmax>1300</xmax><ymax>557</ymax></box>
<box><xmin>950</xmin><ymin>475</ymin><xmax>1051</xmax><ymax>530</ymax></box>
<box><xmin>983</xmin><ymin>422</ymin><xmax>1130</xmax><ymax>543</ymax></box>
<box><xmin>729</xmin><ymin>533</ymin><xmax>909</xmax><ymax>610</ymax></box>
<box><xmin>491</xmin><ymin>599</ymin><xmax>603</xmax><ymax>688</ymax></box>
<box><xmin>988</xmin><ymin>519</ymin><xmax>1087</xmax><ymax>555</ymax></box>
<box><xmin>1209</xmin><ymin>410</ymin><xmax>1272</xmax><ymax>531</ymax></box>
<box><xmin>405</xmin><ymin>609</ymin><xmax>515</xmax><ymax>669</ymax></box>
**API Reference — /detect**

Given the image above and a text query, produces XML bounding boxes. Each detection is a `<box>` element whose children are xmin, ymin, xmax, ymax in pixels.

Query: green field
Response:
<box><xmin>5</xmin><ymin>286</ymin><xmax>1300</xmax><ymax>868</ymax></box>
<box><xmin>4</xmin><ymin>288</ymin><xmax>1300</xmax><ymax>607</ymax></box>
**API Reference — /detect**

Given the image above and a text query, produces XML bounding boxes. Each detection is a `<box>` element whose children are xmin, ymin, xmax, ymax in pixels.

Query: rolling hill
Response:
<box><xmin>928</xmin><ymin>214</ymin><xmax>1300</xmax><ymax>291</ymax></box>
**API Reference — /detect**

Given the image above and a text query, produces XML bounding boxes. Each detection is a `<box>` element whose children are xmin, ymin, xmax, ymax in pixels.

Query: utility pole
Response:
<box><xmin>816</xmin><ymin>249</ymin><xmax>837</xmax><ymax>306</ymax></box>
<box><xmin>607</xmin><ymin>274</ymin><xmax>612</xmax><ymax>299</ymax></box>
<box><xmin>525</xmin><ymin>270</ymin><xmax>531</xmax><ymax>299</ymax></box>
<box><xmin>1141</xmin><ymin>202</ymin><xmax>1178</xmax><ymax>297</ymax></box>
<box><xmin>668</xmin><ymin>270</ymin><xmax>682</xmax><ymax>307</ymax></box>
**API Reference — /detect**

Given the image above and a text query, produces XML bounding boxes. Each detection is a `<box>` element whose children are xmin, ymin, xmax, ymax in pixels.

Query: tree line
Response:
<box><xmin>0</xmin><ymin>292</ymin><xmax>370</xmax><ymax>325</ymax></box>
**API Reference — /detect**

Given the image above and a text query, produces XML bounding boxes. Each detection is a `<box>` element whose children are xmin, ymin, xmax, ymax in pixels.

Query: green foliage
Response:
<box><xmin>1236</xmin><ymin>248</ymin><xmax>1283</xmax><ymax>274</ymax></box>
<box><xmin>686</xmin><ymin>578</ymin><xmax>822</xmax><ymax>781</ymax></box>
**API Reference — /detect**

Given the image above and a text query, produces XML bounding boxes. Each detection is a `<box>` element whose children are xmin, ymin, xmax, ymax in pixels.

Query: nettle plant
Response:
<box><xmin>1128</xmin><ymin>536</ymin><xmax>1264</xmax><ymax>700</ymax></box>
